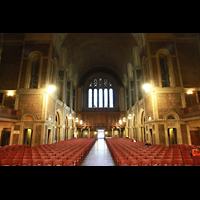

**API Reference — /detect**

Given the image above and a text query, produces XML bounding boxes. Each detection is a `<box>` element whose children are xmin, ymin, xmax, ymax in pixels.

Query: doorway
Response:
<box><xmin>141</xmin><ymin>127</ymin><xmax>146</xmax><ymax>142</ymax></box>
<box><xmin>168</xmin><ymin>128</ymin><xmax>177</xmax><ymax>145</ymax></box>
<box><xmin>97</xmin><ymin>129</ymin><xmax>105</xmax><ymax>139</ymax></box>
<box><xmin>47</xmin><ymin>129</ymin><xmax>51</xmax><ymax>144</ymax></box>
<box><xmin>1</xmin><ymin>129</ymin><xmax>11</xmax><ymax>146</ymax></box>
<box><xmin>24</xmin><ymin>129</ymin><xmax>33</xmax><ymax>146</ymax></box>
<box><xmin>149</xmin><ymin>129</ymin><xmax>153</xmax><ymax>144</ymax></box>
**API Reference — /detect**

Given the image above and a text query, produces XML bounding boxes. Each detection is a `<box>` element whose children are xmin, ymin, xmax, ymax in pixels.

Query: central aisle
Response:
<box><xmin>81</xmin><ymin>139</ymin><xmax>115</xmax><ymax>166</ymax></box>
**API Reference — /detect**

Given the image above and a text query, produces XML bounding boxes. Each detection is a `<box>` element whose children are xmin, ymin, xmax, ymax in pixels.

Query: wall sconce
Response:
<box><xmin>143</xmin><ymin>84</ymin><xmax>151</xmax><ymax>92</ymax></box>
<box><xmin>187</xmin><ymin>91</ymin><xmax>193</xmax><ymax>95</ymax></box>
<box><xmin>148</xmin><ymin>116</ymin><xmax>151</xmax><ymax>121</ymax></box>
<box><xmin>128</xmin><ymin>114</ymin><xmax>132</xmax><ymax>119</ymax></box>
<box><xmin>75</xmin><ymin>117</ymin><xmax>79</xmax><ymax>123</ymax></box>
<box><xmin>47</xmin><ymin>85</ymin><xmax>56</xmax><ymax>94</ymax></box>
<box><xmin>119</xmin><ymin>119</ymin><xmax>122</xmax><ymax>125</ymax></box>
<box><xmin>123</xmin><ymin>117</ymin><xmax>126</xmax><ymax>122</ymax></box>
<box><xmin>80</xmin><ymin>120</ymin><xmax>83</xmax><ymax>125</ymax></box>
<box><xmin>7</xmin><ymin>91</ymin><xmax>14</xmax><ymax>96</ymax></box>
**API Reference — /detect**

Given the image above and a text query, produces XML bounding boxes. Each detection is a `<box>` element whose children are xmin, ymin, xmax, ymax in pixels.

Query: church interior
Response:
<box><xmin>0</xmin><ymin>33</ymin><xmax>200</xmax><ymax>166</ymax></box>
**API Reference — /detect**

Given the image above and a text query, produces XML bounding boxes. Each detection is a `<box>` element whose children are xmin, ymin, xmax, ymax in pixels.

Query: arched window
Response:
<box><xmin>159</xmin><ymin>54</ymin><xmax>170</xmax><ymax>87</ymax></box>
<box><xmin>25</xmin><ymin>51</ymin><xmax>42</xmax><ymax>89</ymax></box>
<box><xmin>88</xmin><ymin>78</ymin><xmax>114</xmax><ymax>108</ymax></box>
<box><xmin>156</xmin><ymin>49</ymin><xmax>175</xmax><ymax>88</ymax></box>
<box><xmin>30</xmin><ymin>57</ymin><xmax>40</xmax><ymax>88</ymax></box>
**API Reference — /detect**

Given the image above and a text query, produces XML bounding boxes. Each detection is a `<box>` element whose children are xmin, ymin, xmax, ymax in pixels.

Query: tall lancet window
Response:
<box><xmin>88</xmin><ymin>89</ymin><xmax>92</xmax><ymax>108</ymax></box>
<box><xmin>88</xmin><ymin>78</ymin><xmax>114</xmax><ymax>108</ymax></box>
<box><xmin>30</xmin><ymin>57</ymin><xmax>40</xmax><ymax>89</ymax></box>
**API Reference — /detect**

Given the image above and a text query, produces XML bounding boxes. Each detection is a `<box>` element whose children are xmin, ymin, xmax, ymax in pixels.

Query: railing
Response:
<box><xmin>181</xmin><ymin>104</ymin><xmax>200</xmax><ymax>118</ymax></box>
<box><xmin>0</xmin><ymin>106</ymin><xmax>19</xmax><ymax>120</ymax></box>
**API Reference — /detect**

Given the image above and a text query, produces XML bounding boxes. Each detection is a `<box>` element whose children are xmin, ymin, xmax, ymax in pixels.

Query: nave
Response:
<box><xmin>81</xmin><ymin>139</ymin><xmax>115</xmax><ymax>166</ymax></box>
<box><xmin>1</xmin><ymin>137</ymin><xmax>200</xmax><ymax>166</ymax></box>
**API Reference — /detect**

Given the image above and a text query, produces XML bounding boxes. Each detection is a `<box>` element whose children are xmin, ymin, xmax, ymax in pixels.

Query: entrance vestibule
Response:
<box><xmin>97</xmin><ymin>129</ymin><xmax>105</xmax><ymax>139</ymax></box>
<box><xmin>23</xmin><ymin>129</ymin><xmax>33</xmax><ymax>146</ymax></box>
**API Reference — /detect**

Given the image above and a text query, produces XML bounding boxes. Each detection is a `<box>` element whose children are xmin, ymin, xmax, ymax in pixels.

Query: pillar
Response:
<box><xmin>112</xmin><ymin>128</ymin><xmax>114</xmax><ymax>138</ymax></box>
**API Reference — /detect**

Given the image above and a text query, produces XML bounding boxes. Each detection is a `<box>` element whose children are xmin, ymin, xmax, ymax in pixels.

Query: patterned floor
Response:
<box><xmin>81</xmin><ymin>139</ymin><xmax>115</xmax><ymax>166</ymax></box>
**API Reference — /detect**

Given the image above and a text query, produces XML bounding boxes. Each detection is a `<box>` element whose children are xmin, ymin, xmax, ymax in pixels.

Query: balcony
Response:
<box><xmin>0</xmin><ymin>106</ymin><xmax>19</xmax><ymax>121</ymax></box>
<box><xmin>181</xmin><ymin>104</ymin><xmax>200</xmax><ymax>119</ymax></box>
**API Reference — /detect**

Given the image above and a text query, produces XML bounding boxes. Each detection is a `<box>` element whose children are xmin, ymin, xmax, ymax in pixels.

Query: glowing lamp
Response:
<box><xmin>143</xmin><ymin>84</ymin><xmax>151</xmax><ymax>92</ymax></box>
<box><xmin>47</xmin><ymin>85</ymin><xmax>56</xmax><ymax>94</ymax></box>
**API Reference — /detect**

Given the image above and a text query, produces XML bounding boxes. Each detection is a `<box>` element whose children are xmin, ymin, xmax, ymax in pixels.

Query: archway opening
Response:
<box><xmin>141</xmin><ymin>111</ymin><xmax>146</xmax><ymax>142</ymax></box>
<box><xmin>55</xmin><ymin>112</ymin><xmax>61</xmax><ymax>142</ymax></box>
<box><xmin>97</xmin><ymin>129</ymin><xmax>105</xmax><ymax>139</ymax></box>
<box><xmin>168</xmin><ymin>128</ymin><xmax>177</xmax><ymax>145</ymax></box>
<box><xmin>1</xmin><ymin>128</ymin><xmax>11</xmax><ymax>146</ymax></box>
<box><xmin>23</xmin><ymin>129</ymin><xmax>33</xmax><ymax>146</ymax></box>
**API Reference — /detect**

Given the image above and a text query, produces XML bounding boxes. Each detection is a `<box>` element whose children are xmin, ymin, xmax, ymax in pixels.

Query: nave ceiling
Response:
<box><xmin>54</xmin><ymin>33</ymin><xmax>146</xmax><ymax>85</ymax></box>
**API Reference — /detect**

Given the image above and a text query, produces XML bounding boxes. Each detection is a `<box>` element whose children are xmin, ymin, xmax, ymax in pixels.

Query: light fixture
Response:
<box><xmin>75</xmin><ymin>117</ymin><xmax>79</xmax><ymax>123</ymax></box>
<box><xmin>7</xmin><ymin>91</ymin><xmax>14</xmax><ymax>96</ymax></box>
<box><xmin>187</xmin><ymin>91</ymin><xmax>193</xmax><ymax>95</ymax></box>
<box><xmin>47</xmin><ymin>85</ymin><xmax>56</xmax><ymax>94</ymax></box>
<box><xmin>128</xmin><ymin>114</ymin><xmax>132</xmax><ymax>119</ymax></box>
<box><xmin>119</xmin><ymin>119</ymin><xmax>122</xmax><ymax>125</ymax></box>
<box><xmin>148</xmin><ymin>116</ymin><xmax>151</xmax><ymax>121</ymax></box>
<box><xmin>143</xmin><ymin>84</ymin><xmax>151</xmax><ymax>92</ymax></box>
<box><xmin>123</xmin><ymin>117</ymin><xmax>126</xmax><ymax>122</ymax></box>
<box><xmin>80</xmin><ymin>120</ymin><xmax>83</xmax><ymax>125</ymax></box>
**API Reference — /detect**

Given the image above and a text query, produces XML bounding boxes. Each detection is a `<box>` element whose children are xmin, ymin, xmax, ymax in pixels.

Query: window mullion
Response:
<box><xmin>92</xmin><ymin>88</ymin><xmax>94</xmax><ymax>108</ymax></box>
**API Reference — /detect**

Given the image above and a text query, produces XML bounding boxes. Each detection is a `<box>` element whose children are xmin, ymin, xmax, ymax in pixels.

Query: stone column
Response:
<box><xmin>112</xmin><ymin>128</ymin><xmax>114</xmax><ymax>138</ymax></box>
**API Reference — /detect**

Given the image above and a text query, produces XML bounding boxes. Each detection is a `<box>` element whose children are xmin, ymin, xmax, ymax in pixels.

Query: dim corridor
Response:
<box><xmin>81</xmin><ymin>139</ymin><xmax>115</xmax><ymax>166</ymax></box>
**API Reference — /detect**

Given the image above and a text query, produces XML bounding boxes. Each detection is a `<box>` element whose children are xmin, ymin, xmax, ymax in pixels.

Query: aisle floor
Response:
<box><xmin>81</xmin><ymin>139</ymin><xmax>115</xmax><ymax>166</ymax></box>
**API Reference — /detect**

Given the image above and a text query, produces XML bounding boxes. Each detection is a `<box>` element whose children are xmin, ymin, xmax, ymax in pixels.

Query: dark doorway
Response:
<box><xmin>1</xmin><ymin>129</ymin><xmax>11</xmax><ymax>146</ymax></box>
<box><xmin>168</xmin><ymin>128</ymin><xmax>177</xmax><ymax>145</ymax></box>
<box><xmin>23</xmin><ymin>129</ymin><xmax>33</xmax><ymax>146</ymax></box>
<box><xmin>47</xmin><ymin>129</ymin><xmax>51</xmax><ymax>144</ymax></box>
<box><xmin>149</xmin><ymin>129</ymin><xmax>153</xmax><ymax>144</ymax></box>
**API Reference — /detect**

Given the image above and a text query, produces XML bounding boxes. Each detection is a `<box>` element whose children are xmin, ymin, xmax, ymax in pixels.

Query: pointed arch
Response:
<box><xmin>25</xmin><ymin>51</ymin><xmax>43</xmax><ymax>89</ymax></box>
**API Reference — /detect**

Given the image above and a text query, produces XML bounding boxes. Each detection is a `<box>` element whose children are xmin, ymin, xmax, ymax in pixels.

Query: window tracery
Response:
<box><xmin>88</xmin><ymin>78</ymin><xmax>114</xmax><ymax>108</ymax></box>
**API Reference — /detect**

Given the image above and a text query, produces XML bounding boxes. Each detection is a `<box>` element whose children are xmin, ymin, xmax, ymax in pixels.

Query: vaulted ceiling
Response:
<box><xmin>57</xmin><ymin>33</ymin><xmax>146</xmax><ymax>85</ymax></box>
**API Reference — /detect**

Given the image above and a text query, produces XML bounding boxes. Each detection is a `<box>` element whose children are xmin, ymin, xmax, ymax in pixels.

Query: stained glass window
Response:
<box><xmin>88</xmin><ymin>89</ymin><xmax>92</xmax><ymax>108</ymax></box>
<box><xmin>99</xmin><ymin>89</ymin><xmax>103</xmax><ymax>108</ymax></box>
<box><xmin>109</xmin><ymin>88</ymin><xmax>113</xmax><ymax>108</ymax></box>
<box><xmin>88</xmin><ymin>78</ymin><xmax>113</xmax><ymax>108</ymax></box>
<box><xmin>104</xmin><ymin>88</ymin><xmax>108</xmax><ymax>108</ymax></box>
<box><xmin>94</xmin><ymin>88</ymin><xmax>97</xmax><ymax>108</ymax></box>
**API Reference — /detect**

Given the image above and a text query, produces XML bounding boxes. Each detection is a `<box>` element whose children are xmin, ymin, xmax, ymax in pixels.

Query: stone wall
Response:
<box><xmin>18</xmin><ymin>94</ymin><xmax>43</xmax><ymax>120</ymax></box>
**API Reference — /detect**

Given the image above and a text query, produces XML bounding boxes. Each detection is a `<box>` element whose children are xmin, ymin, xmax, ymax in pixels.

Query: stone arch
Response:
<box><xmin>156</xmin><ymin>48</ymin><xmax>175</xmax><ymax>88</ymax></box>
<box><xmin>133</xmin><ymin>46</ymin><xmax>141</xmax><ymax>66</ymax></box>
<box><xmin>55</xmin><ymin>109</ymin><xmax>62</xmax><ymax>142</ymax></box>
<box><xmin>138</xmin><ymin>108</ymin><xmax>146</xmax><ymax>142</ymax></box>
<box><xmin>163</xmin><ymin>110</ymin><xmax>180</xmax><ymax>121</ymax></box>
<box><xmin>127</xmin><ymin>63</ymin><xmax>133</xmax><ymax>79</ymax></box>
<box><xmin>21</xmin><ymin>112</ymin><xmax>37</xmax><ymax>121</ymax></box>
<box><xmin>65</xmin><ymin>115</ymin><xmax>69</xmax><ymax>140</ymax></box>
